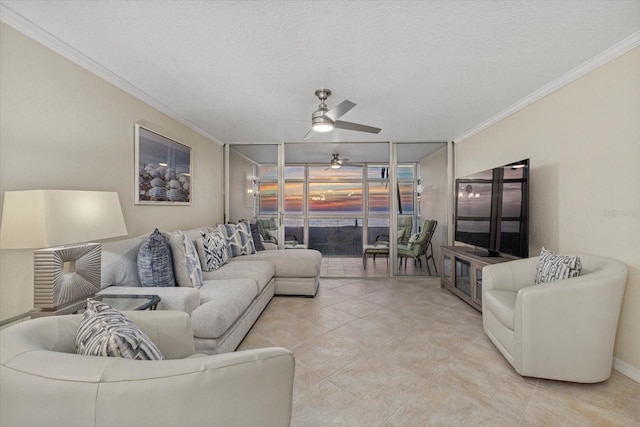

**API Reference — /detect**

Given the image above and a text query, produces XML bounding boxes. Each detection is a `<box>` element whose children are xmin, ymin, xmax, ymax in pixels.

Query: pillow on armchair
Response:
<box><xmin>76</xmin><ymin>300</ymin><xmax>164</xmax><ymax>360</ymax></box>
<box><xmin>535</xmin><ymin>247</ymin><xmax>582</xmax><ymax>284</ymax></box>
<box><xmin>406</xmin><ymin>233</ymin><xmax>419</xmax><ymax>249</ymax></box>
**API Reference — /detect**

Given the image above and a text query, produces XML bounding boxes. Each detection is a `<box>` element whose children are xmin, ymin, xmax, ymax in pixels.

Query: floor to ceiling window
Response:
<box><xmin>255</xmin><ymin>163</ymin><xmax>417</xmax><ymax>257</ymax></box>
<box><xmin>228</xmin><ymin>141</ymin><xmax>449</xmax><ymax>277</ymax></box>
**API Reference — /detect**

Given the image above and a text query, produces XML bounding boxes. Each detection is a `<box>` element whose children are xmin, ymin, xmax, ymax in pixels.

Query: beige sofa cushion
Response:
<box><xmin>202</xmin><ymin>260</ymin><xmax>274</xmax><ymax>294</ymax></box>
<box><xmin>230</xmin><ymin>249</ymin><xmax>321</xmax><ymax>278</ymax></box>
<box><xmin>191</xmin><ymin>279</ymin><xmax>257</xmax><ymax>339</ymax></box>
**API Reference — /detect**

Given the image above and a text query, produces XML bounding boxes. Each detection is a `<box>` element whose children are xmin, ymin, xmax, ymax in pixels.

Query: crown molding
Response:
<box><xmin>454</xmin><ymin>30</ymin><xmax>640</xmax><ymax>144</ymax></box>
<box><xmin>0</xmin><ymin>4</ymin><xmax>225</xmax><ymax>146</ymax></box>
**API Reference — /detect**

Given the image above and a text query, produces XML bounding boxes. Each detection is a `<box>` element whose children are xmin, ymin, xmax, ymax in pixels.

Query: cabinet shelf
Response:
<box><xmin>441</xmin><ymin>246</ymin><xmax>514</xmax><ymax>312</ymax></box>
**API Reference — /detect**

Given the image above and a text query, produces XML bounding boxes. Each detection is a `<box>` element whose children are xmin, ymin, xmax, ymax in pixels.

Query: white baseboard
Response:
<box><xmin>613</xmin><ymin>357</ymin><xmax>640</xmax><ymax>383</ymax></box>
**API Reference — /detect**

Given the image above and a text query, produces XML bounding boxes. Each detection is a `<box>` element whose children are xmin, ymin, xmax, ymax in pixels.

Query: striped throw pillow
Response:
<box><xmin>535</xmin><ymin>247</ymin><xmax>582</xmax><ymax>284</ymax></box>
<box><xmin>218</xmin><ymin>222</ymin><xmax>256</xmax><ymax>257</ymax></box>
<box><xmin>75</xmin><ymin>300</ymin><xmax>164</xmax><ymax>360</ymax></box>
<box><xmin>169</xmin><ymin>230</ymin><xmax>203</xmax><ymax>288</ymax></box>
<box><xmin>200</xmin><ymin>229</ymin><xmax>229</xmax><ymax>271</ymax></box>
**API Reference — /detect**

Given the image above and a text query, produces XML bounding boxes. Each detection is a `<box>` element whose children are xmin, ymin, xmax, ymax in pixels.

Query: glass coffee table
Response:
<box><xmin>93</xmin><ymin>294</ymin><xmax>161</xmax><ymax>311</ymax></box>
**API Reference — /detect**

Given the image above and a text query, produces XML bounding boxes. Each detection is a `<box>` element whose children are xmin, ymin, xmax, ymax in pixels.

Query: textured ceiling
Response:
<box><xmin>232</xmin><ymin>141</ymin><xmax>445</xmax><ymax>165</ymax></box>
<box><xmin>2</xmin><ymin>1</ymin><xmax>639</xmax><ymax>149</ymax></box>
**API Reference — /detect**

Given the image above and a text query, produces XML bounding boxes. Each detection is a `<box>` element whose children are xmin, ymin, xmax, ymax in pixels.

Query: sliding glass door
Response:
<box><xmin>392</xmin><ymin>142</ymin><xmax>448</xmax><ymax>277</ymax></box>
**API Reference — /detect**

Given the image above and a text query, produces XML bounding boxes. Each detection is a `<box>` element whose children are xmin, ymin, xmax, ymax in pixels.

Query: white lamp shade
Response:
<box><xmin>0</xmin><ymin>190</ymin><xmax>128</xmax><ymax>249</ymax></box>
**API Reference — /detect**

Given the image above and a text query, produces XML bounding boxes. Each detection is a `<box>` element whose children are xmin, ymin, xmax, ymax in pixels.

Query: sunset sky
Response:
<box><xmin>259</xmin><ymin>182</ymin><xmax>414</xmax><ymax>215</ymax></box>
<box><xmin>258</xmin><ymin>164</ymin><xmax>415</xmax><ymax>216</ymax></box>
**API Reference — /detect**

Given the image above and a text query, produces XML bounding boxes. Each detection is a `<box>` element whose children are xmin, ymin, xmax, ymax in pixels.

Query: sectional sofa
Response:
<box><xmin>99</xmin><ymin>226</ymin><xmax>322</xmax><ymax>354</ymax></box>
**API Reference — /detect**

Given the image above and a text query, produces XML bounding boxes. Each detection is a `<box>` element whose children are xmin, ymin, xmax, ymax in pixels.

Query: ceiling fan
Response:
<box><xmin>326</xmin><ymin>153</ymin><xmax>351</xmax><ymax>170</ymax></box>
<box><xmin>304</xmin><ymin>89</ymin><xmax>381</xmax><ymax>140</ymax></box>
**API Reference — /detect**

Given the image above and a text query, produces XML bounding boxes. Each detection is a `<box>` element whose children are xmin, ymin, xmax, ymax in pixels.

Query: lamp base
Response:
<box><xmin>33</xmin><ymin>243</ymin><xmax>102</xmax><ymax>310</ymax></box>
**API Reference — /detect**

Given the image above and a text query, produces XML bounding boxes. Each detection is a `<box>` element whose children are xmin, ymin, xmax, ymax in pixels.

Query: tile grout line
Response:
<box><xmin>516</xmin><ymin>378</ymin><xmax>540</xmax><ymax>426</ymax></box>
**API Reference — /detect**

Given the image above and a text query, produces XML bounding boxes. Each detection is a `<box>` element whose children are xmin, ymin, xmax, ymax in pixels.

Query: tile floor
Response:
<box><xmin>322</xmin><ymin>256</ymin><xmax>438</xmax><ymax>278</ymax></box>
<box><xmin>238</xmin><ymin>277</ymin><xmax>640</xmax><ymax>426</ymax></box>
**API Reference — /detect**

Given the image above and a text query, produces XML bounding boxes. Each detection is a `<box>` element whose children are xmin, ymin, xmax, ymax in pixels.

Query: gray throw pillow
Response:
<box><xmin>407</xmin><ymin>233</ymin><xmax>420</xmax><ymax>249</ymax></box>
<box><xmin>249</xmin><ymin>223</ymin><xmax>265</xmax><ymax>251</ymax></box>
<box><xmin>535</xmin><ymin>247</ymin><xmax>582</xmax><ymax>284</ymax></box>
<box><xmin>137</xmin><ymin>228</ymin><xmax>175</xmax><ymax>287</ymax></box>
<box><xmin>75</xmin><ymin>300</ymin><xmax>164</xmax><ymax>360</ymax></box>
<box><xmin>169</xmin><ymin>230</ymin><xmax>203</xmax><ymax>288</ymax></box>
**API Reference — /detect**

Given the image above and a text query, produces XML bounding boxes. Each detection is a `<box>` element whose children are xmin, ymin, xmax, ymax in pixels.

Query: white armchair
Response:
<box><xmin>482</xmin><ymin>254</ymin><xmax>627</xmax><ymax>383</ymax></box>
<box><xmin>0</xmin><ymin>311</ymin><xmax>294</xmax><ymax>427</ymax></box>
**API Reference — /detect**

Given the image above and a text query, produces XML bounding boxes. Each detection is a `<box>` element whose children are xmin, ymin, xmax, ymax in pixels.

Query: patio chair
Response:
<box><xmin>372</xmin><ymin>216</ymin><xmax>413</xmax><ymax>247</ymax></box>
<box><xmin>256</xmin><ymin>218</ymin><xmax>278</xmax><ymax>244</ymax></box>
<box><xmin>397</xmin><ymin>219</ymin><xmax>437</xmax><ymax>273</ymax></box>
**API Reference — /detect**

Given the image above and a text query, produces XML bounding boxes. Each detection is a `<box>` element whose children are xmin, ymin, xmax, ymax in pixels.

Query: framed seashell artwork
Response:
<box><xmin>135</xmin><ymin>124</ymin><xmax>192</xmax><ymax>205</ymax></box>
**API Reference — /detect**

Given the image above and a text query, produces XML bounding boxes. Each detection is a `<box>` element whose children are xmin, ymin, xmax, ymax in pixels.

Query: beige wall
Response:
<box><xmin>0</xmin><ymin>24</ymin><xmax>224</xmax><ymax>319</ymax></box>
<box><xmin>455</xmin><ymin>48</ymin><xmax>640</xmax><ymax>371</ymax></box>
<box><xmin>228</xmin><ymin>148</ymin><xmax>257</xmax><ymax>222</ymax></box>
<box><xmin>419</xmin><ymin>146</ymin><xmax>448</xmax><ymax>264</ymax></box>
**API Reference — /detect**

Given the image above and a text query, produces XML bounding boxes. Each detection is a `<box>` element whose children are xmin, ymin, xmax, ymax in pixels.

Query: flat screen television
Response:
<box><xmin>455</xmin><ymin>159</ymin><xmax>529</xmax><ymax>258</ymax></box>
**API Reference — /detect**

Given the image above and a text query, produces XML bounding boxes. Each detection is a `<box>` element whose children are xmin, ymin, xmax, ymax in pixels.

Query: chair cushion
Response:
<box><xmin>168</xmin><ymin>231</ymin><xmax>203</xmax><ymax>288</ymax></box>
<box><xmin>137</xmin><ymin>229</ymin><xmax>175</xmax><ymax>287</ymax></box>
<box><xmin>257</xmin><ymin>218</ymin><xmax>278</xmax><ymax>243</ymax></box>
<box><xmin>535</xmin><ymin>247</ymin><xmax>582</xmax><ymax>284</ymax></box>
<box><xmin>484</xmin><ymin>290</ymin><xmax>517</xmax><ymax>330</ymax></box>
<box><xmin>363</xmin><ymin>244</ymin><xmax>390</xmax><ymax>254</ymax></box>
<box><xmin>199</xmin><ymin>229</ymin><xmax>229</xmax><ymax>272</ymax></box>
<box><xmin>397</xmin><ymin>244</ymin><xmax>414</xmax><ymax>257</ymax></box>
<box><xmin>407</xmin><ymin>233</ymin><xmax>420</xmax><ymax>249</ymax></box>
<box><xmin>76</xmin><ymin>300</ymin><xmax>164</xmax><ymax>360</ymax></box>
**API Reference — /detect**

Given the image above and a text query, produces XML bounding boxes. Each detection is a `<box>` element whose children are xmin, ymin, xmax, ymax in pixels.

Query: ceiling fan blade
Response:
<box><xmin>324</xmin><ymin>100</ymin><xmax>356</xmax><ymax>121</ymax></box>
<box><xmin>303</xmin><ymin>128</ymin><xmax>315</xmax><ymax>140</ymax></box>
<box><xmin>334</xmin><ymin>120</ymin><xmax>381</xmax><ymax>134</ymax></box>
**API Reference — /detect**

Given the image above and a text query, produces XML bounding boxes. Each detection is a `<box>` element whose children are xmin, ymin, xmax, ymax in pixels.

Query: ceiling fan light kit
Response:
<box><xmin>328</xmin><ymin>153</ymin><xmax>350</xmax><ymax>169</ymax></box>
<box><xmin>312</xmin><ymin>116</ymin><xmax>334</xmax><ymax>133</ymax></box>
<box><xmin>304</xmin><ymin>88</ymin><xmax>381</xmax><ymax>140</ymax></box>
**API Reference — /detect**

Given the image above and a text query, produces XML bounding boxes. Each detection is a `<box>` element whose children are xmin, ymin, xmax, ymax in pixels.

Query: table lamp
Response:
<box><xmin>0</xmin><ymin>190</ymin><xmax>128</xmax><ymax>313</ymax></box>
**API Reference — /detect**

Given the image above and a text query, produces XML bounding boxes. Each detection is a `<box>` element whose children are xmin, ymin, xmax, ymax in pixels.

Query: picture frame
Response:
<box><xmin>135</xmin><ymin>124</ymin><xmax>192</xmax><ymax>205</ymax></box>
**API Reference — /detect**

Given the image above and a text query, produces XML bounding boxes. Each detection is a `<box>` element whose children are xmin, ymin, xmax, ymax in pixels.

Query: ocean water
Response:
<box><xmin>306</xmin><ymin>218</ymin><xmax>389</xmax><ymax>227</ymax></box>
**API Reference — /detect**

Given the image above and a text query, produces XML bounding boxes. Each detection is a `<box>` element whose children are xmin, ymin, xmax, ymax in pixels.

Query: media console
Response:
<box><xmin>440</xmin><ymin>245</ymin><xmax>514</xmax><ymax>312</ymax></box>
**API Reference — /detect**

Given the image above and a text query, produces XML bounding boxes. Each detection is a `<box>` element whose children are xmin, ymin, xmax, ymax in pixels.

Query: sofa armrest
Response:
<box><xmin>263</xmin><ymin>242</ymin><xmax>278</xmax><ymax>250</ymax></box>
<box><xmin>97</xmin><ymin>347</ymin><xmax>294</xmax><ymax>427</ymax></box>
<box><xmin>123</xmin><ymin>311</ymin><xmax>195</xmax><ymax>359</ymax></box>
<box><xmin>483</xmin><ymin>257</ymin><xmax>539</xmax><ymax>294</ymax></box>
<box><xmin>98</xmin><ymin>286</ymin><xmax>200</xmax><ymax>315</ymax></box>
<box><xmin>1</xmin><ymin>332</ymin><xmax>294</xmax><ymax>427</ymax></box>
